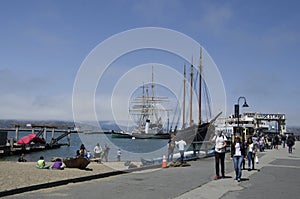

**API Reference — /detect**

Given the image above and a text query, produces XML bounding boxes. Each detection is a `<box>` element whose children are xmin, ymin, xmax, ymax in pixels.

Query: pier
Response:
<box><xmin>0</xmin><ymin>123</ymin><xmax>77</xmax><ymax>156</ymax></box>
<box><xmin>222</xmin><ymin>112</ymin><xmax>287</xmax><ymax>139</ymax></box>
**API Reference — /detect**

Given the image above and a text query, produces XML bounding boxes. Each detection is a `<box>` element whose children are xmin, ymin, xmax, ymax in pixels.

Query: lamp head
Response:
<box><xmin>242</xmin><ymin>101</ymin><xmax>249</xmax><ymax>108</ymax></box>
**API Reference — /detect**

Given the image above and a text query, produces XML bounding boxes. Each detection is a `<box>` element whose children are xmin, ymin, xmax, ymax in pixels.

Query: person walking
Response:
<box><xmin>231</xmin><ymin>136</ymin><xmax>246</xmax><ymax>182</ymax></box>
<box><xmin>210</xmin><ymin>130</ymin><xmax>227</xmax><ymax>180</ymax></box>
<box><xmin>104</xmin><ymin>143</ymin><xmax>110</xmax><ymax>162</ymax></box>
<box><xmin>175</xmin><ymin>138</ymin><xmax>186</xmax><ymax>164</ymax></box>
<box><xmin>246</xmin><ymin>137</ymin><xmax>256</xmax><ymax>171</ymax></box>
<box><xmin>287</xmin><ymin>135</ymin><xmax>295</xmax><ymax>154</ymax></box>
<box><xmin>167</xmin><ymin>134</ymin><xmax>176</xmax><ymax>162</ymax></box>
<box><xmin>274</xmin><ymin>134</ymin><xmax>279</xmax><ymax>150</ymax></box>
<box><xmin>117</xmin><ymin>149</ymin><xmax>121</xmax><ymax>161</ymax></box>
<box><xmin>281</xmin><ymin>134</ymin><xmax>287</xmax><ymax>148</ymax></box>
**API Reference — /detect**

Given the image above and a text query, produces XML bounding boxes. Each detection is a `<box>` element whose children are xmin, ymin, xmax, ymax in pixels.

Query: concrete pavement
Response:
<box><xmin>176</xmin><ymin>142</ymin><xmax>300</xmax><ymax>199</ymax></box>
<box><xmin>2</xmin><ymin>142</ymin><xmax>299</xmax><ymax>198</ymax></box>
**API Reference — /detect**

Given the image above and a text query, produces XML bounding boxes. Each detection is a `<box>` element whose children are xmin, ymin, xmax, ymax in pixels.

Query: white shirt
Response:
<box><xmin>234</xmin><ymin>143</ymin><xmax>242</xmax><ymax>156</ymax></box>
<box><xmin>94</xmin><ymin>145</ymin><xmax>102</xmax><ymax>154</ymax></box>
<box><xmin>212</xmin><ymin>134</ymin><xmax>227</xmax><ymax>153</ymax></box>
<box><xmin>248</xmin><ymin>143</ymin><xmax>254</xmax><ymax>153</ymax></box>
<box><xmin>175</xmin><ymin>140</ymin><xmax>186</xmax><ymax>151</ymax></box>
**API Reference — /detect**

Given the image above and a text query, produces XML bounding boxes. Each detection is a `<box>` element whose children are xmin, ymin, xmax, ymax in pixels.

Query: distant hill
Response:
<box><xmin>0</xmin><ymin>119</ymin><xmax>130</xmax><ymax>132</ymax></box>
<box><xmin>0</xmin><ymin>119</ymin><xmax>299</xmax><ymax>135</ymax></box>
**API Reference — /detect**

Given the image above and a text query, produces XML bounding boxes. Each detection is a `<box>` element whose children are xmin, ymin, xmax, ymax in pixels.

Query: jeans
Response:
<box><xmin>168</xmin><ymin>148</ymin><xmax>174</xmax><ymax>162</ymax></box>
<box><xmin>215</xmin><ymin>152</ymin><xmax>225</xmax><ymax>177</ymax></box>
<box><xmin>288</xmin><ymin>146</ymin><xmax>293</xmax><ymax>153</ymax></box>
<box><xmin>233</xmin><ymin>155</ymin><xmax>244</xmax><ymax>179</ymax></box>
<box><xmin>247</xmin><ymin>152</ymin><xmax>254</xmax><ymax>169</ymax></box>
<box><xmin>282</xmin><ymin>141</ymin><xmax>286</xmax><ymax>148</ymax></box>
<box><xmin>179</xmin><ymin>150</ymin><xmax>184</xmax><ymax>163</ymax></box>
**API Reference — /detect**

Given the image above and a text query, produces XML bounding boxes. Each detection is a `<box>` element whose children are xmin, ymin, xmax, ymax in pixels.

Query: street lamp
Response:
<box><xmin>234</xmin><ymin>96</ymin><xmax>249</xmax><ymax>136</ymax></box>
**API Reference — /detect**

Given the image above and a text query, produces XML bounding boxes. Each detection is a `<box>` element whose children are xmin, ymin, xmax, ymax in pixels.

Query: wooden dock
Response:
<box><xmin>0</xmin><ymin>123</ymin><xmax>77</xmax><ymax>156</ymax></box>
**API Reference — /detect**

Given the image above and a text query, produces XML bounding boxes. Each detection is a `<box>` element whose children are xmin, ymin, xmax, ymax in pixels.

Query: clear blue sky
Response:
<box><xmin>0</xmin><ymin>0</ymin><xmax>299</xmax><ymax>126</ymax></box>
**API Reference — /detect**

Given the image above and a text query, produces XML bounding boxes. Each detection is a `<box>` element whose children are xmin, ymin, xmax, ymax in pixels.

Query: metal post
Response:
<box><xmin>51</xmin><ymin>128</ymin><xmax>55</xmax><ymax>140</ymax></box>
<box><xmin>43</xmin><ymin>127</ymin><xmax>47</xmax><ymax>141</ymax></box>
<box><xmin>15</xmin><ymin>125</ymin><xmax>19</xmax><ymax>141</ymax></box>
<box><xmin>67</xmin><ymin>128</ymin><xmax>71</xmax><ymax>146</ymax></box>
<box><xmin>235</xmin><ymin>96</ymin><xmax>249</xmax><ymax>137</ymax></box>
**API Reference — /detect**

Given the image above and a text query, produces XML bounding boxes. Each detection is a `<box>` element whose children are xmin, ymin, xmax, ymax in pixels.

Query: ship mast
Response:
<box><xmin>198</xmin><ymin>47</ymin><xmax>202</xmax><ymax>125</ymax></box>
<box><xmin>182</xmin><ymin>64</ymin><xmax>186</xmax><ymax>129</ymax></box>
<box><xmin>151</xmin><ymin>65</ymin><xmax>155</xmax><ymax>122</ymax></box>
<box><xmin>189</xmin><ymin>56</ymin><xmax>194</xmax><ymax>127</ymax></box>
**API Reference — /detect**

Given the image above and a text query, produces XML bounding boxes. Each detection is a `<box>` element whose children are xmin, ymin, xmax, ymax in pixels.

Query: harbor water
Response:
<box><xmin>0</xmin><ymin>131</ymin><xmax>170</xmax><ymax>162</ymax></box>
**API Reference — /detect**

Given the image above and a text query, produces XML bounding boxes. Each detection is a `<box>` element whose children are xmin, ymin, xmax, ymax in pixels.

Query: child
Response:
<box><xmin>117</xmin><ymin>149</ymin><xmax>121</xmax><ymax>161</ymax></box>
<box><xmin>36</xmin><ymin>156</ymin><xmax>50</xmax><ymax>169</ymax></box>
<box><xmin>51</xmin><ymin>158</ymin><xmax>64</xmax><ymax>170</ymax></box>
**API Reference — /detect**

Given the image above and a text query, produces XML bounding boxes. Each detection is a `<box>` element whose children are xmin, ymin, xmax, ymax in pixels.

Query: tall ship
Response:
<box><xmin>174</xmin><ymin>47</ymin><xmax>217</xmax><ymax>144</ymax></box>
<box><xmin>112</xmin><ymin>66</ymin><xmax>171</xmax><ymax>139</ymax></box>
<box><xmin>130</xmin><ymin>66</ymin><xmax>171</xmax><ymax>139</ymax></box>
<box><xmin>112</xmin><ymin>48</ymin><xmax>218</xmax><ymax>141</ymax></box>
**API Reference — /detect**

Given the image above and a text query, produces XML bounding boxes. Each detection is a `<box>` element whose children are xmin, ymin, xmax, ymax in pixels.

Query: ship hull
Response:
<box><xmin>111</xmin><ymin>132</ymin><xmax>132</xmax><ymax>138</ymax></box>
<box><xmin>175</xmin><ymin>123</ymin><xmax>210</xmax><ymax>143</ymax></box>
<box><xmin>131</xmin><ymin>133</ymin><xmax>170</xmax><ymax>139</ymax></box>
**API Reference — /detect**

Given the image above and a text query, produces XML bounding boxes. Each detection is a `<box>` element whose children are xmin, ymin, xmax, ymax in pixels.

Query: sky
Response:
<box><xmin>0</xmin><ymin>0</ymin><xmax>299</xmax><ymax>127</ymax></box>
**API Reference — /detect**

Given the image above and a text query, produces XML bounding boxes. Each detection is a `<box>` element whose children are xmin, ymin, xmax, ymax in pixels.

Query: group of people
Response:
<box><xmin>167</xmin><ymin>134</ymin><xmax>186</xmax><ymax>164</ymax></box>
<box><xmin>33</xmin><ymin>142</ymin><xmax>114</xmax><ymax>170</ymax></box>
<box><xmin>210</xmin><ymin>131</ymin><xmax>259</xmax><ymax>182</ymax></box>
<box><xmin>77</xmin><ymin>143</ymin><xmax>111</xmax><ymax>162</ymax></box>
<box><xmin>211</xmin><ymin>130</ymin><xmax>296</xmax><ymax>182</ymax></box>
<box><xmin>255</xmin><ymin>133</ymin><xmax>296</xmax><ymax>152</ymax></box>
<box><xmin>35</xmin><ymin>156</ymin><xmax>64</xmax><ymax>170</ymax></box>
<box><xmin>18</xmin><ymin>153</ymin><xmax>64</xmax><ymax>170</ymax></box>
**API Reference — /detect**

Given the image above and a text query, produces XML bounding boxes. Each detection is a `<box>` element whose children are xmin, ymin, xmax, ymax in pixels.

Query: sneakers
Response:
<box><xmin>214</xmin><ymin>175</ymin><xmax>220</xmax><ymax>180</ymax></box>
<box><xmin>237</xmin><ymin>178</ymin><xmax>241</xmax><ymax>182</ymax></box>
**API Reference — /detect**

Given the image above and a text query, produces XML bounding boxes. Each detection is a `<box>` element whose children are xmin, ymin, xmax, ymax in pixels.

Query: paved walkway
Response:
<box><xmin>2</xmin><ymin>142</ymin><xmax>299</xmax><ymax>198</ymax></box>
<box><xmin>176</xmin><ymin>142</ymin><xmax>300</xmax><ymax>199</ymax></box>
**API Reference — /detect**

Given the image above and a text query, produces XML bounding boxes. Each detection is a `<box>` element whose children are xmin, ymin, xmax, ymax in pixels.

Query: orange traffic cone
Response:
<box><xmin>162</xmin><ymin>154</ymin><xmax>167</xmax><ymax>168</ymax></box>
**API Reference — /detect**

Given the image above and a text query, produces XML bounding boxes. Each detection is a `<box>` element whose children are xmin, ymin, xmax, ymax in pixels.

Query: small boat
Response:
<box><xmin>63</xmin><ymin>157</ymin><xmax>90</xmax><ymax>169</ymax></box>
<box><xmin>17</xmin><ymin>133</ymin><xmax>46</xmax><ymax>145</ymax></box>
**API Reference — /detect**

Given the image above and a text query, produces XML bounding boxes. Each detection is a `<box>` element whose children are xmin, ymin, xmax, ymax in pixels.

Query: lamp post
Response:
<box><xmin>234</xmin><ymin>96</ymin><xmax>249</xmax><ymax>136</ymax></box>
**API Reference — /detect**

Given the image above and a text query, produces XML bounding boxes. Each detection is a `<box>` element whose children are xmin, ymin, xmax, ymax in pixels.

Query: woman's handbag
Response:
<box><xmin>255</xmin><ymin>155</ymin><xmax>259</xmax><ymax>164</ymax></box>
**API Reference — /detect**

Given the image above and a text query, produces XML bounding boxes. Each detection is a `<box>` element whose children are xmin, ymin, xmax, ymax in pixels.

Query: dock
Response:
<box><xmin>0</xmin><ymin>123</ymin><xmax>77</xmax><ymax>156</ymax></box>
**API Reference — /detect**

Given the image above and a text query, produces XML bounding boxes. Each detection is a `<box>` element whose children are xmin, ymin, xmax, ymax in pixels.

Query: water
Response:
<box><xmin>1</xmin><ymin>131</ymin><xmax>169</xmax><ymax>162</ymax></box>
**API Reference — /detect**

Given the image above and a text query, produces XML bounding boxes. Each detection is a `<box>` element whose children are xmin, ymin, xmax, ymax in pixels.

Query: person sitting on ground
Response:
<box><xmin>36</xmin><ymin>156</ymin><xmax>50</xmax><ymax>169</ymax></box>
<box><xmin>50</xmin><ymin>158</ymin><xmax>64</xmax><ymax>170</ymax></box>
<box><xmin>18</xmin><ymin>153</ymin><xmax>27</xmax><ymax>162</ymax></box>
<box><xmin>86</xmin><ymin>151</ymin><xmax>92</xmax><ymax>160</ymax></box>
<box><xmin>79</xmin><ymin>144</ymin><xmax>87</xmax><ymax>158</ymax></box>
